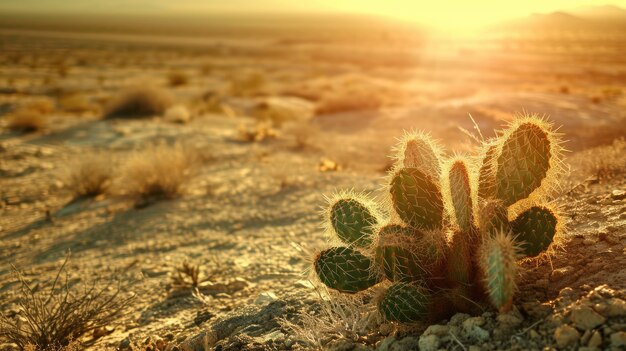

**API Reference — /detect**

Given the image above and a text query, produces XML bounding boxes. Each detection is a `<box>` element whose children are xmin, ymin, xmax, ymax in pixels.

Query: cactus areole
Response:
<box><xmin>312</xmin><ymin>117</ymin><xmax>563</xmax><ymax>323</ymax></box>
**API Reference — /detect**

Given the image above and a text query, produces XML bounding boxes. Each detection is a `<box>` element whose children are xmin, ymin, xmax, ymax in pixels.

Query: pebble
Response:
<box><xmin>611</xmin><ymin>332</ymin><xmax>626</xmax><ymax>347</ymax></box>
<box><xmin>611</xmin><ymin>189</ymin><xmax>625</xmax><ymax>200</ymax></box>
<box><xmin>571</xmin><ymin>305</ymin><xmax>606</xmax><ymax>330</ymax></box>
<box><xmin>449</xmin><ymin>313</ymin><xmax>470</xmax><ymax>326</ymax></box>
<box><xmin>550</xmin><ymin>266</ymin><xmax>574</xmax><ymax>281</ymax></box>
<box><xmin>376</xmin><ymin>336</ymin><xmax>396</xmax><ymax>351</ymax></box>
<box><xmin>418</xmin><ymin>335</ymin><xmax>439</xmax><ymax>351</ymax></box>
<box><xmin>554</xmin><ymin>325</ymin><xmax>580</xmax><ymax>348</ymax></box>
<box><xmin>462</xmin><ymin>316</ymin><xmax>485</xmax><ymax>331</ymax></box>
<box><xmin>605</xmin><ymin>298</ymin><xmax>626</xmax><ymax>317</ymax></box>
<box><xmin>423</xmin><ymin>324</ymin><xmax>449</xmax><ymax>337</ymax></box>
<box><xmin>496</xmin><ymin>313</ymin><xmax>523</xmax><ymax>328</ymax></box>
<box><xmin>588</xmin><ymin>330</ymin><xmax>602</xmax><ymax>348</ymax></box>
<box><xmin>389</xmin><ymin>336</ymin><xmax>419</xmax><ymax>351</ymax></box>
<box><xmin>254</xmin><ymin>291</ymin><xmax>278</xmax><ymax>305</ymax></box>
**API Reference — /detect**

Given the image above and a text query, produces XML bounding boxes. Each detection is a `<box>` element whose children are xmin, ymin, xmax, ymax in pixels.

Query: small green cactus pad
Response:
<box><xmin>378</xmin><ymin>224</ymin><xmax>420</xmax><ymax>239</ymax></box>
<box><xmin>479</xmin><ymin>200</ymin><xmax>509</xmax><ymax>237</ymax></box>
<box><xmin>478</xmin><ymin>144</ymin><xmax>498</xmax><ymax>200</ymax></box>
<box><xmin>379</xmin><ymin>282</ymin><xmax>430</xmax><ymax>323</ymax></box>
<box><xmin>375</xmin><ymin>234</ymin><xmax>427</xmax><ymax>282</ymax></box>
<box><xmin>511</xmin><ymin>206</ymin><xmax>557</xmax><ymax>257</ymax></box>
<box><xmin>479</xmin><ymin>233</ymin><xmax>517</xmax><ymax>312</ymax></box>
<box><xmin>495</xmin><ymin>122</ymin><xmax>551</xmax><ymax>206</ymax></box>
<box><xmin>401</xmin><ymin>136</ymin><xmax>441</xmax><ymax>178</ymax></box>
<box><xmin>390</xmin><ymin>168</ymin><xmax>443</xmax><ymax>230</ymax></box>
<box><xmin>449</xmin><ymin>160</ymin><xmax>473</xmax><ymax>231</ymax></box>
<box><xmin>314</xmin><ymin>247</ymin><xmax>382</xmax><ymax>293</ymax></box>
<box><xmin>330</xmin><ymin>198</ymin><xmax>379</xmax><ymax>247</ymax></box>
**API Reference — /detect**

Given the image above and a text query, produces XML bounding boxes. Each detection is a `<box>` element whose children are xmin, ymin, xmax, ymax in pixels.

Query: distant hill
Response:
<box><xmin>496</xmin><ymin>4</ymin><xmax>626</xmax><ymax>33</ymax></box>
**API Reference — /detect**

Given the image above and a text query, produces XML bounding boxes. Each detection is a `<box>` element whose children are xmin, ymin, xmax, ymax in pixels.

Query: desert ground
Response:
<box><xmin>0</xmin><ymin>13</ymin><xmax>625</xmax><ymax>351</ymax></box>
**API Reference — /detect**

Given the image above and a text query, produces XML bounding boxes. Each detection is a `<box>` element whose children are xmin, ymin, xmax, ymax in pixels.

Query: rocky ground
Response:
<box><xmin>0</xmin><ymin>26</ymin><xmax>625</xmax><ymax>351</ymax></box>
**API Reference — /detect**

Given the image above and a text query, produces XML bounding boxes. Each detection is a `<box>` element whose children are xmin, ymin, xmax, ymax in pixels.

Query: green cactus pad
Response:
<box><xmin>402</xmin><ymin>137</ymin><xmax>441</xmax><ymax>178</ymax></box>
<box><xmin>479</xmin><ymin>200</ymin><xmax>509</xmax><ymax>237</ymax></box>
<box><xmin>446</xmin><ymin>229</ymin><xmax>476</xmax><ymax>286</ymax></box>
<box><xmin>495</xmin><ymin>123</ymin><xmax>551</xmax><ymax>206</ymax></box>
<box><xmin>478</xmin><ymin>144</ymin><xmax>498</xmax><ymax>200</ymax></box>
<box><xmin>379</xmin><ymin>282</ymin><xmax>430</xmax><ymax>323</ymax></box>
<box><xmin>330</xmin><ymin>198</ymin><xmax>379</xmax><ymax>247</ymax></box>
<box><xmin>314</xmin><ymin>247</ymin><xmax>382</xmax><ymax>293</ymax></box>
<box><xmin>511</xmin><ymin>206</ymin><xmax>557</xmax><ymax>257</ymax></box>
<box><xmin>479</xmin><ymin>233</ymin><xmax>517</xmax><ymax>312</ymax></box>
<box><xmin>390</xmin><ymin>168</ymin><xmax>443</xmax><ymax>230</ymax></box>
<box><xmin>375</xmin><ymin>234</ymin><xmax>427</xmax><ymax>282</ymax></box>
<box><xmin>449</xmin><ymin>160</ymin><xmax>473</xmax><ymax>231</ymax></box>
<box><xmin>378</xmin><ymin>224</ymin><xmax>420</xmax><ymax>239</ymax></box>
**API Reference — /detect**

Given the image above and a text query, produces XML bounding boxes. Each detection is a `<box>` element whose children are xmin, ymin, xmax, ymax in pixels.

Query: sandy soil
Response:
<box><xmin>0</xmin><ymin>24</ymin><xmax>625</xmax><ymax>351</ymax></box>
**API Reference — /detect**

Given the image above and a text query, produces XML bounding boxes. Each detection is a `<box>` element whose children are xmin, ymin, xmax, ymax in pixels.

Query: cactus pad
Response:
<box><xmin>314</xmin><ymin>247</ymin><xmax>382</xmax><ymax>293</ymax></box>
<box><xmin>478</xmin><ymin>144</ymin><xmax>498</xmax><ymax>200</ymax></box>
<box><xmin>375</xmin><ymin>232</ymin><xmax>428</xmax><ymax>282</ymax></box>
<box><xmin>495</xmin><ymin>122</ymin><xmax>551</xmax><ymax>206</ymax></box>
<box><xmin>330</xmin><ymin>198</ymin><xmax>378</xmax><ymax>247</ymax></box>
<box><xmin>479</xmin><ymin>200</ymin><xmax>509</xmax><ymax>237</ymax></box>
<box><xmin>511</xmin><ymin>206</ymin><xmax>557</xmax><ymax>257</ymax></box>
<box><xmin>390</xmin><ymin>168</ymin><xmax>443</xmax><ymax>230</ymax></box>
<box><xmin>479</xmin><ymin>233</ymin><xmax>517</xmax><ymax>312</ymax></box>
<box><xmin>379</xmin><ymin>282</ymin><xmax>430</xmax><ymax>323</ymax></box>
<box><xmin>400</xmin><ymin>135</ymin><xmax>441</xmax><ymax>178</ymax></box>
<box><xmin>449</xmin><ymin>160</ymin><xmax>473</xmax><ymax>231</ymax></box>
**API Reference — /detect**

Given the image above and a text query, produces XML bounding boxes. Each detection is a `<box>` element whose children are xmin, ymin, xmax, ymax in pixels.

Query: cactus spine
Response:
<box><xmin>311</xmin><ymin>115</ymin><xmax>564</xmax><ymax>324</ymax></box>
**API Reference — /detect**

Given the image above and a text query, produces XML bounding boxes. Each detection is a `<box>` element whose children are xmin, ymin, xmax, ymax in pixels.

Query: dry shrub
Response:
<box><xmin>58</xmin><ymin>93</ymin><xmax>95</xmax><ymax>114</ymax></box>
<box><xmin>0</xmin><ymin>255</ymin><xmax>133</xmax><ymax>351</ymax></box>
<box><xmin>7</xmin><ymin>110</ymin><xmax>46</xmax><ymax>133</ymax></box>
<box><xmin>168</xmin><ymin>71</ymin><xmax>189</xmax><ymax>87</ymax></box>
<box><xmin>569</xmin><ymin>137</ymin><xmax>626</xmax><ymax>181</ymax></box>
<box><xmin>65</xmin><ymin>153</ymin><xmax>114</xmax><ymax>198</ymax></box>
<box><xmin>103</xmin><ymin>87</ymin><xmax>174</xmax><ymax>119</ymax></box>
<box><xmin>117</xmin><ymin>143</ymin><xmax>199</xmax><ymax>203</ymax></box>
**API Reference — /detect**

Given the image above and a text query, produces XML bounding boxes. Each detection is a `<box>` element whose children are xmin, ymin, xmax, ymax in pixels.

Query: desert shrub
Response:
<box><xmin>168</xmin><ymin>71</ymin><xmax>189</xmax><ymax>87</ymax></box>
<box><xmin>64</xmin><ymin>153</ymin><xmax>114</xmax><ymax>198</ymax></box>
<box><xmin>569</xmin><ymin>137</ymin><xmax>626</xmax><ymax>181</ymax></box>
<box><xmin>7</xmin><ymin>110</ymin><xmax>46</xmax><ymax>133</ymax></box>
<box><xmin>116</xmin><ymin>142</ymin><xmax>198</xmax><ymax>203</ymax></box>
<box><xmin>0</xmin><ymin>256</ymin><xmax>133</xmax><ymax>351</ymax></box>
<box><xmin>103</xmin><ymin>87</ymin><xmax>174</xmax><ymax>119</ymax></box>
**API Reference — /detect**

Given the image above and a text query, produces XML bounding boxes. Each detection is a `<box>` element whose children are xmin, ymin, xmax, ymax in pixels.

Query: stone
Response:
<box><xmin>571</xmin><ymin>305</ymin><xmax>606</xmax><ymax>330</ymax></box>
<box><xmin>449</xmin><ymin>313</ymin><xmax>470</xmax><ymax>326</ymax></box>
<box><xmin>418</xmin><ymin>335</ymin><xmax>439</xmax><ymax>351</ymax></box>
<box><xmin>554</xmin><ymin>325</ymin><xmax>580</xmax><ymax>348</ymax></box>
<box><xmin>605</xmin><ymin>298</ymin><xmax>626</xmax><ymax>317</ymax></box>
<box><xmin>497</xmin><ymin>313</ymin><xmax>523</xmax><ymax>328</ymax></box>
<box><xmin>462</xmin><ymin>316</ymin><xmax>485</xmax><ymax>331</ymax></box>
<box><xmin>610</xmin><ymin>332</ymin><xmax>626</xmax><ymax>347</ymax></box>
<box><xmin>389</xmin><ymin>336</ymin><xmax>419</xmax><ymax>351</ymax></box>
<box><xmin>611</xmin><ymin>189</ymin><xmax>625</xmax><ymax>200</ymax></box>
<box><xmin>468</xmin><ymin>326</ymin><xmax>490</xmax><ymax>342</ymax></box>
<box><xmin>550</xmin><ymin>266</ymin><xmax>574</xmax><ymax>282</ymax></box>
<box><xmin>423</xmin><ymin>324</ymin><xmax>449</xmax><ymax>337</ymax></box>
<box><xmin>376</xmin><ymin>336</ymin><xmax>396</xmax><ymax>351</ymax></box>
<box><xmin>254</xmin><ymin>291</ymin><xmax>278</xmax><ymax>305</ymax></box>
<box><xmin>587</xmin><ymin>330</ymin><xmax>602</xmax><ymax>348</ymax></box>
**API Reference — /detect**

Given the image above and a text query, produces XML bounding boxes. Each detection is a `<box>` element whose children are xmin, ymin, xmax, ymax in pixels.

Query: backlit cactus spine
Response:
<box><xmin>312</xmin><ymin>115</ymin><xmax>565</xmax><ymax>323</ymax></box>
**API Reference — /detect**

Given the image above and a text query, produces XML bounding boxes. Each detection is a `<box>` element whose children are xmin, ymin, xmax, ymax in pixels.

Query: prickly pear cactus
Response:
<box><xmin>311</xmin><ymin>115</ymin><xmax>564</xmax><ymax>324</ymax></box>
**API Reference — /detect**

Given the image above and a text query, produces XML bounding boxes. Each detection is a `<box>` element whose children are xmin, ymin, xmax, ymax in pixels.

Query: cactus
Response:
<box><xmin>310</xmin><ymin>115</ymin><xmax>564</xmax><ymax>324</ymax></box>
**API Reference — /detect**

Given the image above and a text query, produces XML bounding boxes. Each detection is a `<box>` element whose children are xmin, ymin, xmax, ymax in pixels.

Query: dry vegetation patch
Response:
<box><xmin>7</xmin><ymin>110</ymin><xmax>46</xmax><ymax>133</ymax></box>
<box><xmin>64</xmin><ymin>153</ymin><xmax>114</xmax><ymax>198</ymax></box>
<box><xmin>103</xmin><ymin>87</ymin><xmax>174</xmax><ymax>119</ymax></box>
<box><xmin>0</xmin><ymin>256</ymin><xmax>133</xmax><ymax>351</ymax></box>
<box><xmin>115</xmin><ymin>143</ymin><xmax>199</xmax><ymax>204</ymax></box>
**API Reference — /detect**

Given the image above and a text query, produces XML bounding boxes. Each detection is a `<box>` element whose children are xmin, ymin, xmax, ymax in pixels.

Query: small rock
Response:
<box><xmin>389</xmin><ymin>336</ymin><xmax>419</xmax><ymax>351</ymax></box>
<box><xmin>605</xmin><ymin>298</ymin><xmax>626</xmax><ymax>317</ymax></box>
<box><xmin>93</xmin><ymin>325</ymin><xmax>114</xmax><ymax>339</ymax></box>
<box><xmin>378</xmin><ymin>323</ymin><xmax>393</xmax><ymax>336</ymax></box>
<box><xmin>423</xmin><ymin>324</ymin><xmax>449</xmax><ymax>337</ymax></box>
<box><xmin>254</xmin><ymin>291</ymin><xmax>278</xmax><ymax>305</ymax></box>
<box><xmin>611</xmin><ymin>332</ymin><xmax>626</xmax><ymax>347</ymax></box>
<box><xmin>550</xmin><ymin>266</ymin><xmax>574</xmax><ymax>281</ymax></box>
<box><xmin>462</xmin><ymin>316</ymin><xmax>485</xmax><ymax>331</ymax></box>
<box><xmin>588</xmin><ymin>330</ymin><xmax>602</xmax><ymax>348</ymax></box>
<box><xmin>497</xmin><ymin>313</ymin><xmax>522</xmax><ymax>328</ymax></box>
<box><xmin>376</xmin><ymin>336</ymin><xmax>396</xmax><ymax>351</ymax></box>
<box><xmin>449</xmin><ymin>313</ymin><xmax>470</xmax><ymax>326</ymax></box>
<box><xmin>468</xmin><ymin>326</ymin><xmax>490</xmax><ymax>342</ymax></box>
<box><xmin>611</xmin><ymin>189</ymin><xmax>625</xmax><ymax>200</ymax></box>
<box><xmin>571</xmin><ymin>305</ymin><xmax>606</xmax><ymax>330</ymax></box>
<box><xmin>554</xmin><ymin>325</ymin><xmax>580</xmax><ymax>348</ymax></box>
<box><xmin>418</xmin><ymin>335</ymin><xmax>439</xmax><ymax>351</ymax></box>
<box><xmin>581</xmin><ymin>330</ymin><xmax>592</xmax><ymax>345</ymax></box>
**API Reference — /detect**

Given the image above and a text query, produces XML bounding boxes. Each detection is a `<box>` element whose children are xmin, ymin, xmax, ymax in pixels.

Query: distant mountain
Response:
<box><xmin>496</xmin><ymin>4</ymin><xmax>626</xmax><ymax>33</ymax></box>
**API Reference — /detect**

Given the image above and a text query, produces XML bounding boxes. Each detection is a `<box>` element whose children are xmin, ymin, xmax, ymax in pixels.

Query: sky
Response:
<box><xmin>0</xmin><ymin>0</ymin><xmax>625</xmax><ymax>29</ymax></box>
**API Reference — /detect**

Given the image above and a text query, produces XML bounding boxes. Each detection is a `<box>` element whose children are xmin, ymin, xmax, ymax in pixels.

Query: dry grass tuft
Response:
<box><xmin>168</xmin><ymin>71</ymin><xmax>189</xmax><ymax>87</ymax></box>
<box><xmin>568</xmin><ymin>137</ymin><xmax>626</xmax><ymax>181</ymax></box>
<box><xmin>64</xmin><ymin>153</ymin><xmax>114</xmax><ymax>198</ymax></box>
<box><xmin>103</xmin><ymin>87</ymin><xmax>174</xmax><ymax>119</ymax></box>
<box><xmin>0</xmin><ymin>255</ymin><xmax>133</xmax><ymax>351</ymax></box>
<box><xmin>116</xmin><ymin>143</ymin><xmax>199</xmax><ymax>204</ymax></box>
<box><xmin>58</xmin><ymin>93</ymin><xmax>96</xmax><ymax>114</ymax></box>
